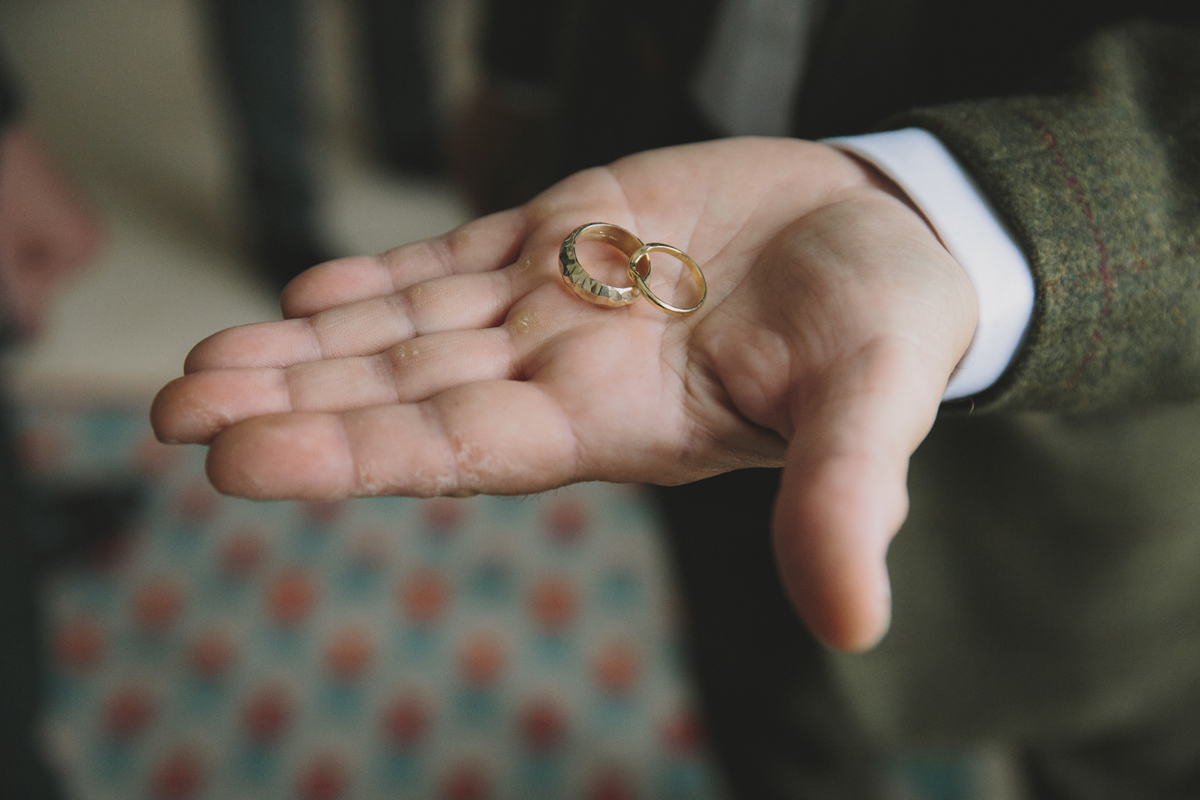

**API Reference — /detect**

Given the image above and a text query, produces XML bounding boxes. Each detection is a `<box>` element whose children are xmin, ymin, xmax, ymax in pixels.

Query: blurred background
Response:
<box><xmin>2</xmin><ymin>0</ymin><xmax>471</xmax><ymax>399</ymax></box>
<box><xmin>0</xmin><ymin>1</ymin><xmax>1021</xmax><ymax>798</ymax></box>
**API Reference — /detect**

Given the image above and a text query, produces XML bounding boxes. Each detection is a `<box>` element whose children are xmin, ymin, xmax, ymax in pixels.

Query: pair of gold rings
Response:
<box><xmin>559</xmin><ymin>222</ymin><xmax>707</xmax><ymax>316</ymax></box>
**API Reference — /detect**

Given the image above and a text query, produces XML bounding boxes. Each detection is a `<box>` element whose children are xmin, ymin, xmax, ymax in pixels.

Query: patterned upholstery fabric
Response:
<box><xmin>21</xmin><ymin>407</ymin><xmax>720</xmax><ymax>800</ymax></box>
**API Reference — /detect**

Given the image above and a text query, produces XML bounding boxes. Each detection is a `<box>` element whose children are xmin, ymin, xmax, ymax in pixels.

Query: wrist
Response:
<box><xmin>825</xmin><ymin>130</ymin><xmax>1033</xmax><ymax>399</ymax></box>
<box><xmin>837</xmin><ymin>148</ymin><xmax>945</xmax><ymax>245</ymax></box>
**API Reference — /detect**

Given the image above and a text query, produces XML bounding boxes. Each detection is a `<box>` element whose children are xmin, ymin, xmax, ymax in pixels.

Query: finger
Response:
<box><xmin>185</xmin><ymin>269</ymin><xmax>527</xmax><ymax>373</ymax></box>
<box><xmin>155</xmin><ymin>328</ymin><xmax>519</xmax><ymax>444</ymax></box>
<box><xmin>771</xmin><ymin>340</ymin><xmax>946</xmax><ymax>652</ymax></box>
<box><xmin>204</xmin><ymin>380</ymin><xmax>581</xmax><ymax>499</ymax></box>
<box><xmin>281</xmin><ymin>207</ymin><xmax>530</xmax><ymax>318</ymax></box>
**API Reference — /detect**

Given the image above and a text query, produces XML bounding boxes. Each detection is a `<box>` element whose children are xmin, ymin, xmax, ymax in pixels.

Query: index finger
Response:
<box><xmin>280</xmin><ymin>207</ymin><xmax>531</xmax><ymax>318</ymax></box>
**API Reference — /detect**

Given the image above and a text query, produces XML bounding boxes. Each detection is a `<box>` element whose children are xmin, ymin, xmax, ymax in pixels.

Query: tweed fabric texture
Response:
<box><xmin>899</xmin><ymin>23</ymin><xmax>1200</xmax><ymax>412</ymax></box>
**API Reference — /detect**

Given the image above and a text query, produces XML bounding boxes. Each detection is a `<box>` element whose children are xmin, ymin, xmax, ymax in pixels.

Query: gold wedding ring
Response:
<box><xmin>559</xmin><ymin>222</ymin><xmax>651</xmax><ymax>308</ymax></box>
<box><xmin>626</xmin><ymin>243</ymin><xmax>707</xmax><ymax>317</ymax></box>
<box><xmin>559</xmin><ymin>222</ymin><xmax>707</xmax><ymax>317</ymax></box>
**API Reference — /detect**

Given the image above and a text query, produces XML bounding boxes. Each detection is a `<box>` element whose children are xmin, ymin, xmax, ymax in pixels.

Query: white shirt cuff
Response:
<box><xmin>823</xmin><ymin>128</ymin><xmax>1034</xmax><ymax>400</ymax></box>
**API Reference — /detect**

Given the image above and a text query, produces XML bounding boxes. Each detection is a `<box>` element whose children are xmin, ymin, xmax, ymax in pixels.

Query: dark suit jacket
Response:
<box><xmin>0</xmin><ymin>56</ymin><xmax>18</xmax><ymax>128</ymax></box>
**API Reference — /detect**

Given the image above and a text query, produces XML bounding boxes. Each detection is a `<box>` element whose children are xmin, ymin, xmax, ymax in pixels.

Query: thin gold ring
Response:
<box><xmin>626</xmin><ymin>243</ymin><xmax>707</xmax><ymax>316</ymax></box>
<box><xmin>559</xmin><ymin>223</ymin><xmax>652</xmax><ymax>308</ymax></box>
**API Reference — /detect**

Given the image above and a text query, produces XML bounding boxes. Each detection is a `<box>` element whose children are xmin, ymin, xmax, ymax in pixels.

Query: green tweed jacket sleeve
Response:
<box><xmin>894</xmin><ymin>22</ymin><xmax>1200</xmax><ymax>413</ymax></box>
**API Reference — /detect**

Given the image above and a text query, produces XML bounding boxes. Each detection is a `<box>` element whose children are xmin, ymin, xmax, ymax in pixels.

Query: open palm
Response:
<box><xmin>152</xmin><ymin>137</ymin><xmax>976</xmax><ymax>649</ymax></box>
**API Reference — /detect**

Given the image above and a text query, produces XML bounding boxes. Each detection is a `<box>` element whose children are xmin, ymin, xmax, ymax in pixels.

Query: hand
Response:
<box><xmin>0</xmin><ymin>124</ymin><xmax>103</xmax><ymax>338</ymax></box>
<box><xmin>152</xmin><ymin>137</ymin><xmax>977</xmax><ymax>651</ymax></box>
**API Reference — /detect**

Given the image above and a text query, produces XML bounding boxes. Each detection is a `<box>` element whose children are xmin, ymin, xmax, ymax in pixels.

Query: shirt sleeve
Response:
<box><xmin>823</xmin><ymin>128</ymin><xmax>1034</xmax><ymax>400</ymax></box>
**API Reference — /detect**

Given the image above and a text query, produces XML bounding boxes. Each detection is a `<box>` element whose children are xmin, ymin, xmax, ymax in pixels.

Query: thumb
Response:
<box><xmin>771</xmin><ymin>340</ymin><xmax>947</xmax><ymax>651</ymax></box>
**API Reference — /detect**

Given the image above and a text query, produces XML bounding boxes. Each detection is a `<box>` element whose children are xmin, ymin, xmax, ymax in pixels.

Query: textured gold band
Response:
<box><xmin>559</xmin><ymin>223</ymin><xmax>652</xmax><ymax>308</ymax></box>
<box><xmin>626</xmin><ymin>243</ymin><xmax>708</xmax><ymax>316</ymax></box>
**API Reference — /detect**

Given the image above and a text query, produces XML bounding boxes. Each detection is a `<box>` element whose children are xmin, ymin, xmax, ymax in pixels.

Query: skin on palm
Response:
<box><xmin>151</xmin><ymin>137</ymin><xmax>977</xmax><ymax>650</ymax></box>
